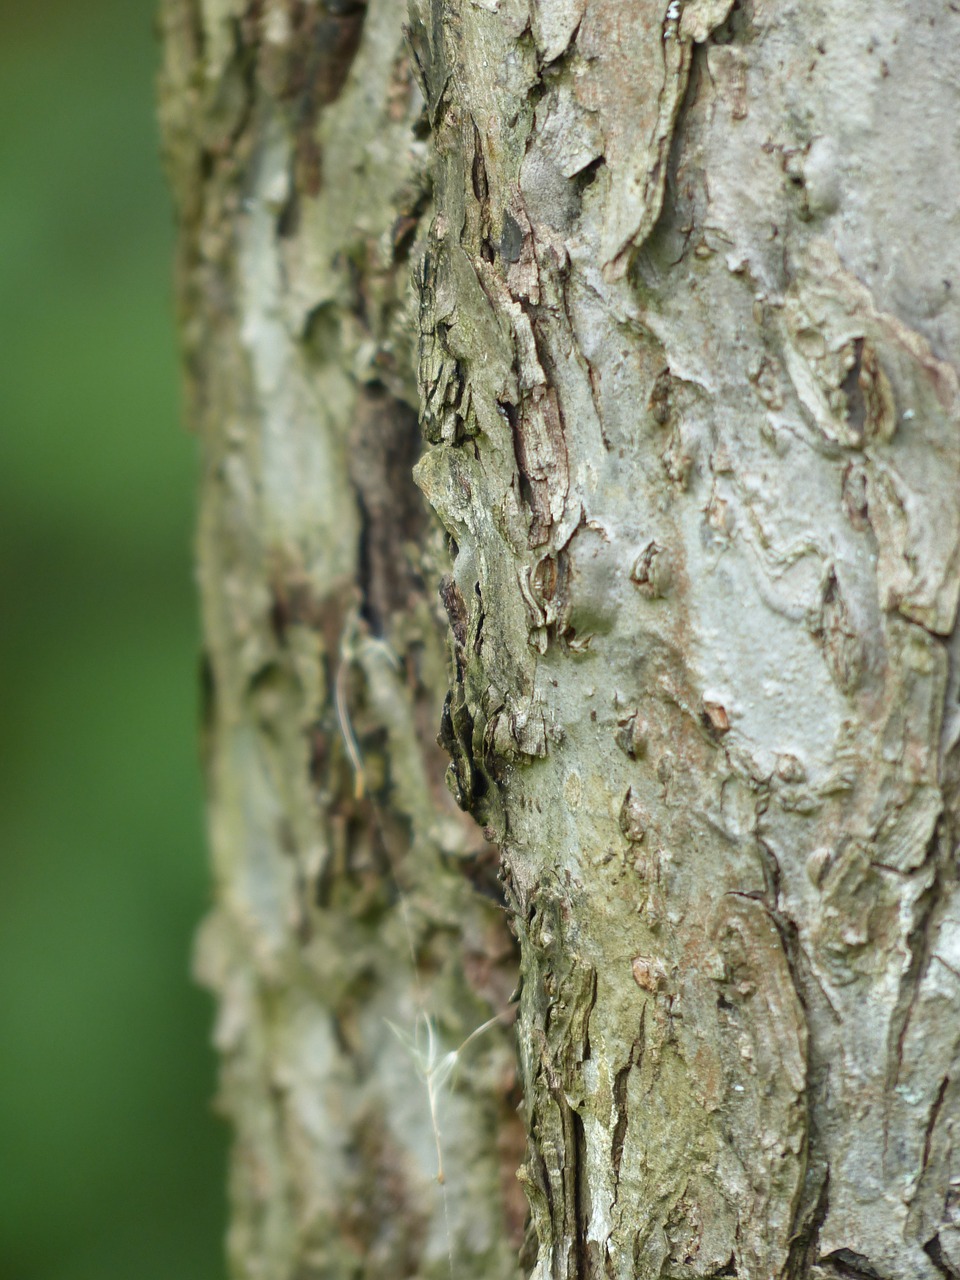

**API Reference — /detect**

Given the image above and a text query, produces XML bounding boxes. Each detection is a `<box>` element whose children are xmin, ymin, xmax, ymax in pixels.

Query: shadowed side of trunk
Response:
<box><xmin>158</xmin><ymin>3</ymin><xmax>523</xmax><ymax>1276</ymax></box>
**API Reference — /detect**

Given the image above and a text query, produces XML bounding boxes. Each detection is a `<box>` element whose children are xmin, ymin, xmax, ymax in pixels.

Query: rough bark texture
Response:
<box><xmin>158</xmin><ymin>4</ymin><xmax>524</xmax><ymax>1278</ymax></box>
<box><xmin>162</xmin><ymin>1</ymin><xmax>960</xmax><ymax>1279</ymax></box>
<box><xmin>410</xmin><ymin>2</ymin><xmax>960</xmax><ymax>1277</ymax></box>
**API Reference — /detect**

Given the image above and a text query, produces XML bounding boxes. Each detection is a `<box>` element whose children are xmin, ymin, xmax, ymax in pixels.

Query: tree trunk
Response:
<box><xmin>158</xmin><ymin>4</ymin><xmax>524</xmax><ymax>1277</ymax></box>
<box><xmin>160</xmin><ymin>2</ymin><xmax>960</xmax><ymax>1279</ymax></box>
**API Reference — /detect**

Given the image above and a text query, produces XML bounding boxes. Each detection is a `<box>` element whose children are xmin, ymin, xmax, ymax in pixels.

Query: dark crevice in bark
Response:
<box><xmin>402</xmin><ymin>8</ymin><xmax>450</xmax><ymax>127</ymax></box>
<box><xmin>438</xmin><ymin>685</ymin><xmax>480</xmax><ymax>811</ymax></box>
<box><xmin>441</xmin><ymin>839</ymin><xmax>503</xmax><ymax>902</ymax></box>
<box><xmin>231</xmin><ymin>14</ymin><xmax>261</xmax><ymax>130</ymax></box>
<box><xmin>280</xmin><ymin>0</ymin><xmax>370</xmax><ymax>194</ymax></box>
<box><xmin>820</xmin><ymin>1248</ymin><xmax>887</xmax><ymax>1279</ymax></box>
<box><xmin>349</xmin><ymin>385</ymin><xmax>427</xmax><ymax>636</ymax></box>
<box><xmin>559</xmin><ymin>273</ymin><xmax>609</xmax><ymax>454</ymax></box>
<box><xmin>924</xmin><ymin>1233</ymin><xmax>960</xmax><ymax>1279</ymax></box>
<box><xmin>199</xmin><ymin>650</ymin><xmax>217</xmax><ymax>731</ymax></box>
<box><xmin>570</xmin><ymin>1102</ymin><xmax>589</xmax><ymax>1280</ymax></box>
<box><xmin>572</xmin><ymin>154</ymin><xmax>605</xmax><ymax>196</ymax></box>
<box><xmin>750</xmin><ymin>822</ymin><xmax>833</xmax><ymax>1280</ymax></box>
<box><xmin>840</xmin><ymin>337</ymin><xmax>867</xmax><ymax>440</ymax></box>
<box><xmin>439</xmin><ymin>574</ymin><xmax>469</xmax><ymax>650</ymax></box>
<box><xmin>922</xmin><ymin>1070</ymin><xmax>951</xmax><ymax>1180</ymax></box>
<box><xmin>628</xmin><ymin>41</ymin><xmax>707</xmax><ymax>280</ymax></box>
<box><xmin>888</xmin><ymin>825</ymin><xmax>946</xmax><ymax>1101</ymax></box>
<box><xmin>508</xmin><ymin>303</ymin><xmax>570</xmax><ymax>548</ymax></box>
<box><xmin>785</xmin><ymin>1166</ymin><xmax>830</xmax><ymax>1279</ymax></box>
<box><xmin>610</xmin><ymin>1011</ymin><xmax>642</xmax><ymax>1210</ymax></box>
<box><xmin>710</xmin><ymin>0</ymin><xmax>756</xmax><ymax>46</ymax></box>
<box><xmin>391</xmin><ymin>185</ymin><xmax>432</xmax><ymax>265</ymax></box>
<box><xmin>267</xmin><ymin>569</ymin><xmax>331</xmax><ymax>642</ymax></box>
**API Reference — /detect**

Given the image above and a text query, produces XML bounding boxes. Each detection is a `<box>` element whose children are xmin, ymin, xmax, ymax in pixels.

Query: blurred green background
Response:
<box><xmin>0</xmin><ymin>1</ymin><xmax>227</xmax><ymax>1277</ymax></box>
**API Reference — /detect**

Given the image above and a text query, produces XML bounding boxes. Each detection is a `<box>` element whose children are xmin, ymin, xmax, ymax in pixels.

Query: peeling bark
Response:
<box><xmin>161</xmin><ymin>1</ymin><xmax>960</xmax><ymax>1279</ymax></box>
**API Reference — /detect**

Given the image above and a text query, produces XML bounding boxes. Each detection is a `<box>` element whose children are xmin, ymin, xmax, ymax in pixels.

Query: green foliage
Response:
<box><xmin>0</xmin><ymin>2</ymin><xmax>226</xmax><ymax>1276</ymax></box>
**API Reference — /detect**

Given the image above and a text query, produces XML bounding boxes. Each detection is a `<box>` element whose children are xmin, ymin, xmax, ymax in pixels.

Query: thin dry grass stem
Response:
<box><xmin>334</xmin><ymin>657</ymin><xmax>366</xmax><ymax>800</ymax></box>
<box><xmin>337</xmin><ymin>625</ymin><xmax>507</xmax><ymax>1274</ymax></box>
<box><xmin>386</xmin><ymin>1010</ymin><xmax>504</xmax><ymax>1184</ymax></box>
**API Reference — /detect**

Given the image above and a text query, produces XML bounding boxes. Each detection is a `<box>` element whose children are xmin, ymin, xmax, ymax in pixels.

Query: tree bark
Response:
<box><xmin>158</xmin><ymin>4</ymin><xmax>524</xmax><ymax>1277</ymax></box>
<box><xmin>160</xmin><ymin>2</ymin><xmax>960</xmax><ymax>1279</ymax></box>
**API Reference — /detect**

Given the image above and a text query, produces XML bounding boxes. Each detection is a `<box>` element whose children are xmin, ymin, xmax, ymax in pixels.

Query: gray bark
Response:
<box><xmin>161</xmin><ymin>2</ymin><xmax>960</xmax><ymax>1279</ymax></box>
